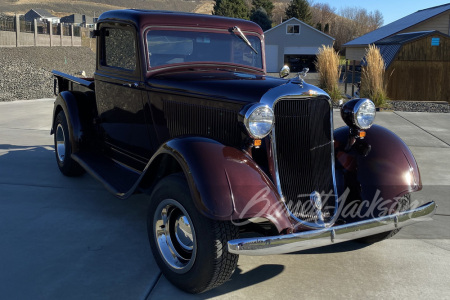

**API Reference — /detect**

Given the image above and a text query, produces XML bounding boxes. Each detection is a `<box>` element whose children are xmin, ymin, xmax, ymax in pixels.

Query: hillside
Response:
<box><xmin>0</xmin><ymin>0</ymin><xmax>214</xmax><ymax>17</ymax></box>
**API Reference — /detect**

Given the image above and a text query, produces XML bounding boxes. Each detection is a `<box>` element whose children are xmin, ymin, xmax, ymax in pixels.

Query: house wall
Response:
<box><xmin>386</xmin><ymin>35</ymin><xmax>450</xmax><ymax>101</ymax></box>
<box><xmin>345</xmin><ymin>47</ymin><xmax>366</xmax><ymax>61</ymax></box>
<box><xmin>400</xmin><ymin>11</ymin><xmax>450</xmax><ymax>35</ymax></box>
<box><xmin>396</xmin><ymin>34</ymin><xmax>450</xmax><ymax>61</ymax></box>
<box><xmin>24</xmin><ymin>11</ymin><xmax>39</xmax><ymax>22</ymax></box>
<box><xmin>265</xmin><ymin>19</ymin><xmax>334</xmax><ymax>72</ymax></box>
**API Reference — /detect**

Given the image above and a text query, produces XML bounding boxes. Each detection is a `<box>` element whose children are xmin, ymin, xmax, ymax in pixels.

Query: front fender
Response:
<box><xmin>334</xmin><ymin>125</ymin><xmax>422</xmax><ymax>212</ymax></box>
<box><xmin>153</xmin><ymin>137</ymin><xmax>293</xmax><ymax>233</ymax></box>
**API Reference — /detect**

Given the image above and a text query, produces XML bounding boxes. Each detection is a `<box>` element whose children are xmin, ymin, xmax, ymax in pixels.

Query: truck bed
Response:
<box><xmin>52</xmin><ymin>70</ymin><xmax>95</xmax><ymax>94</ymax></box>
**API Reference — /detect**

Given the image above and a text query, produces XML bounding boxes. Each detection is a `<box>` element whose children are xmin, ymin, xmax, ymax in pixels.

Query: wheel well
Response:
<box><xmin>139</xmin><ymin>153</ymin><xmax>184</xmax><ymax>191</ymax></box>
<box><xmin>52</xmin><ymin>105</ymin><xmax>63</xmax><ymax>134</ymax></box>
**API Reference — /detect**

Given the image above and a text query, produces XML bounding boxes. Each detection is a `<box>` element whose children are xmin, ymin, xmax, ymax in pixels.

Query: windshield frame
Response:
<box><xmin>143</xmin><ymin>26</ymin><xmax>265</xmax><ymax>76</ymax></box>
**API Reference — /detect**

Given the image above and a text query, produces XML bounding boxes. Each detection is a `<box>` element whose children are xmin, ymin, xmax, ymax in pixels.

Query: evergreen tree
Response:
<box><xmin>213</xmin><ymin>0</ymin><xmax>250</xmax><ymax>20</ymax></box>
<box><xmin>252</xmin><ymin>0</ymin><xmax>274</xmax><ymax>18</ymax></box>
<box><xmin>284</xmin><ymin>0</ymin><xmax>312</xmax><ymax>25</ymax></box>
<box><xmin>250</xmin><ymin>7</ymin><xmax>272</xmax><ymax>31</ymax></box>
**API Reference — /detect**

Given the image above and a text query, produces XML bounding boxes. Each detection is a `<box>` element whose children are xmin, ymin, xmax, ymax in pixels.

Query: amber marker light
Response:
<box><xmin>254</xmin><ymin>139</ymin><xmax>262</xmax><ymax>147</ymax></box>
<box><xmin>359</xmin><ymin>131</ymin><xmax>366</xmax><ymax>138</ymax></box>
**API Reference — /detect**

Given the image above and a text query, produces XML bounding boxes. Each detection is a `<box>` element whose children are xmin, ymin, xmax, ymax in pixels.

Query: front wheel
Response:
<box><xmin>147</xmin><ymin>174</ymin><xmax>239</xmax><ymax>293</ymax></box>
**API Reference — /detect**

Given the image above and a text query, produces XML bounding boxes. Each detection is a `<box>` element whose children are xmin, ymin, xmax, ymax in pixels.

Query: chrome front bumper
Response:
<box><xmin>228</xmin><ymin>202</ymin><xmax>436</xmax><ymax>256</ymax></box>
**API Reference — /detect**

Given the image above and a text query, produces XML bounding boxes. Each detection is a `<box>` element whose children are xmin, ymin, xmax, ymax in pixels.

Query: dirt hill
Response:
<box><xmin>0</xmin><ymin>0</ymin><xmax>214</xmax><ymax>17</ymax></box>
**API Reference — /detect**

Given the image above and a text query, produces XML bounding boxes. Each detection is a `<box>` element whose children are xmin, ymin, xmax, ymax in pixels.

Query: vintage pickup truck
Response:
<box><xmin>51</xmin><ymin>9</ymin><xmax>436</xmax><ymax>293</ymax></box>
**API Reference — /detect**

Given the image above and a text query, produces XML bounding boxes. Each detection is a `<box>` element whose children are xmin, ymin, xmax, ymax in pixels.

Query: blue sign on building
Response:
<box><xmin>431</xmin><ymin>37</ymin><xmax>440</xmax><ymax>46</ymax></box>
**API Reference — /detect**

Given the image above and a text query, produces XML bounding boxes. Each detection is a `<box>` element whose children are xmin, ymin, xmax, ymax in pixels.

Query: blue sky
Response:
<box><xmin>312</xmin><ymin>0</ymin><xmax>449</xmax><ymax>25</ymax></box>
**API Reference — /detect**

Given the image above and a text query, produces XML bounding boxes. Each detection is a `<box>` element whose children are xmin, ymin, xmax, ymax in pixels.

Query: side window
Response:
<box><xmin>102</xmin><ymin>27</ymin><xmax>136</xmax><ymax>71</ymax></box>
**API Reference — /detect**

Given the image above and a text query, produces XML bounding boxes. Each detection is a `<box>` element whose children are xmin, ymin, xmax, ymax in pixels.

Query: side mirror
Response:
<box><xmin>279</xmin><ymin>65</ymin><xmax>290</xmax><ymax>78</ymax></box>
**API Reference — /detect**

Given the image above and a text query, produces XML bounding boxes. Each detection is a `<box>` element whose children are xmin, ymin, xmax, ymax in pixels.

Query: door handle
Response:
<box><xmin>123</xmin><ymin>82</ymin><xmax>139</xmax><ymax>88</ymax></box>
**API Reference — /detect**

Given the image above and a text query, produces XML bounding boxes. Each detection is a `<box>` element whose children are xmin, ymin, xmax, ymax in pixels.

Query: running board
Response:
<box><xmin>72</xmin><ymin>152</ymin><xmax>141</xmax><ymax>198</ymax></box>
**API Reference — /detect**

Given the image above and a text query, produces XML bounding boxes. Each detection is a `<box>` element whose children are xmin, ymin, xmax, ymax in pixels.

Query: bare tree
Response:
<box><xmin>311</xmin><ymin>3</ymin><xmax>335</xmax><ymax>34</ymax></box>
<box><xmin>272</xmin><ymin>2</ymin><xmax>288</xmax><ymax>25</ymax></box>
<box><xmin>333</xmin><ymin>6</ymin><xmax>384</xmax><ymax>51</ymax></box>
<box><xmin>368</xmin><ymin>10</ymin><xmax>384</xmax><ymax>30</ymax></box>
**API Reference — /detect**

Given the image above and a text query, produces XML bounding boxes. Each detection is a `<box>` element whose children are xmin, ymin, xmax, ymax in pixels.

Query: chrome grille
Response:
<box><xmin>273</xmin><ymin>97</ymin><xmax>335</xmax><ymax>220</ymax></box>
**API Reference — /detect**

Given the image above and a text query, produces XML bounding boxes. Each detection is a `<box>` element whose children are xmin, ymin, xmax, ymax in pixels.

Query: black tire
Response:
<box><xmin>147</xmin><ymin>174</ymin><xmax>239</xmax><ymax>294</ymax></box>
<box><xmin>53</xmin><ymin>111</ymin><xmax>85</xmax><ymax>177</ymax></box>
<box><xmin>356</xmin><ymin>193</ymin><xmax>410</xmax><ymax>244</ymax></box>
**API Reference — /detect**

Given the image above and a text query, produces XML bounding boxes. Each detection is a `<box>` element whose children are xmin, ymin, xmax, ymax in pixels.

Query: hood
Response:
<box><xmin>147</xmin><ymin>71</ymin><xmax>289</xmax><ymax>104</ymax></box>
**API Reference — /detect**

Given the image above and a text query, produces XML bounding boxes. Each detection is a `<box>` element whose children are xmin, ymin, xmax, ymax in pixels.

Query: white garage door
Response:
<box><xmin>265</xmin><ymin>45</ymin><xmax>278</xmax><ymax>72</ymax></box>
<box><xmin>284</xmin><ymin>47</ymin><xmax>319</xmax><ymax>55</ymax></box>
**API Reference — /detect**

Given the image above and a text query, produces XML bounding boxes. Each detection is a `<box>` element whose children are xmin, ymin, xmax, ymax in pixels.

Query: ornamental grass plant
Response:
<box><xmin>360</xmin><ymin>44</ymin><xmax>389</xmax><ymax>108</ymax></box>
<box><xmin>315</xmin><ymin>45</ymin><xmax>342</xmax><ymax>102</ymax></box>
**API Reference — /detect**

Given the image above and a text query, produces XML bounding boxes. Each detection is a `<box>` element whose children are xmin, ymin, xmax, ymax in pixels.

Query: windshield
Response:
<box><xmin>147</xmin><ymin>30</ymin><xmax>263</xmax><ymax>70</ymax></box>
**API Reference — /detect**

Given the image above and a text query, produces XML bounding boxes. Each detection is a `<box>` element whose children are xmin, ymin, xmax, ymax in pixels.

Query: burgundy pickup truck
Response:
<box><xmin>51</xmin><ymin>9</ymin><xmax>435</xmax><ymax>293</ymax></box>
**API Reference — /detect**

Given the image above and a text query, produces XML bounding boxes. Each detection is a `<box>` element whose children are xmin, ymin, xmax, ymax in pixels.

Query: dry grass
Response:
<box><xmin>315</xmin><ymin>45</ymin><xmax>342</xmax><ymax>101</ymax></box>
<box><xmin>360</xmin><ymin>44</ymin><xmax>389</xmax><ymax>107</ymax></box>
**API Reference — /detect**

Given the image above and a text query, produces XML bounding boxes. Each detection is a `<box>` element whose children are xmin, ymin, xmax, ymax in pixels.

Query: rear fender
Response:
<box><xmin>147</xmin><ymin>137</ymin><xmax>293</xmax><ymax>233</ymax></box>
<box><xmin>51</xmin><ymin>91</ymin><xmax>96</xmax><ymax>154</ymax></box>
<box><xmin>334</xmin><ymin>125</ymin><xmax>422</xmax><ymax>214</ymax></box>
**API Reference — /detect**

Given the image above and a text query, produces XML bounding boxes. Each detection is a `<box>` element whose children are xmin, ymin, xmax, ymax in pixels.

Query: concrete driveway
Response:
<box><xmin>0</xmin><ymin>99</ymin><xmax>449</xmax><ymax>299</ymax></box>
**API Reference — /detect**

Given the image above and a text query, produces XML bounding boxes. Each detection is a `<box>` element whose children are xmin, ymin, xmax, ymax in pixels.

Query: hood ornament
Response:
<box><xmin>297</xmin><ymin>67</ymin><xmax>309</xmax><ymax>82</ymax></box>
<box><xmin>310</xmin><ymin>191</ymin><xmax>325</xmax><ymax>224</ymax></box>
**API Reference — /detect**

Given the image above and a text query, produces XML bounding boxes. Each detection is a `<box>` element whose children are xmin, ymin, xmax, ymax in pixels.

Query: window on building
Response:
<box><xmin>286</xmin><ymin>24</ymin><xmax>300</xmax><ymax>34</ymax></box>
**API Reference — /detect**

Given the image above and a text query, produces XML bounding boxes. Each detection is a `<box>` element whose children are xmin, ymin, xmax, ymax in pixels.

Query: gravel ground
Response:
<box><xmin>0</xmin><ymin>47</ymin><xmax>95</xmax><ymax>102</ymax></box>
<box><xmin>388</xmin><ymin>100</ymin><xmax>449</xmax><ymax>113</ymax></box>
<box><xmin>1</xmin><ymin>54</ymin><xmax>448</xmax><ymax>113</ymax></box>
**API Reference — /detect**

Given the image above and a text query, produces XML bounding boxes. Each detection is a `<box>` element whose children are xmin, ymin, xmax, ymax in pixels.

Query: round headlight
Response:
<box><xmin>354</xmin><ymin>99</ymin><xmax>376</xmax><ymax>129</ymax></box>
<box><xmin>341</xmin><ymin>99</ymin><xmax>376</xmax><ymax>130</ymax></box>
<box><xmin>244</xmin><ymin>105</ymin><xmax>274</xmax><ymax>139</ymax></box>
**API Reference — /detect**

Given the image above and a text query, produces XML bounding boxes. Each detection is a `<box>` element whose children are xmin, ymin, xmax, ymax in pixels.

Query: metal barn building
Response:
<box><xmin>376</xmin><ymin>31</ymin><xmax>450</xmax><ymax>102</ymax></box>
<box><xmin>344</xmin><ymin>3</ymin><xmax>450</xmax><ymax>61</ymax></box>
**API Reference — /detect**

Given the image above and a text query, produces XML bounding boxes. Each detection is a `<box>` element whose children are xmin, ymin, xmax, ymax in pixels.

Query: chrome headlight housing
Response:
<box><xmin>341</xmin><ymin>99</ymin><xmax>376</xmax><ymax>130</ymax></box>
<box><xmin>243</xmin><ymin>104</ymin><xmax>274</xmax><ymax>139</ymax></box>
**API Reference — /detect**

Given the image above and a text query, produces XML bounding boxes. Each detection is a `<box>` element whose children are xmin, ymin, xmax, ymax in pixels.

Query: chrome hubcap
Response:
<box><xmin>154</xmin><ymin>199</ymin><xmax>196</xmax><ymax>273</ymax></box>
<box><xmin>55</xmin><ymin>124</ymin><xmax>66</xmax><ymax>163</ymax></box>
<box><xmin>175</xmin><ymin>215</ymin><xmax>194</xmax><ymax>251</ymax></box>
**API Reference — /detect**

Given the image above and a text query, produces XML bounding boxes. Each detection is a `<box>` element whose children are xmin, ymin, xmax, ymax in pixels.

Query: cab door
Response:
<box><xmin>95</xmin><ymin>23</ymin><xmax>155</xmax><ymax>171</ymax></box>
